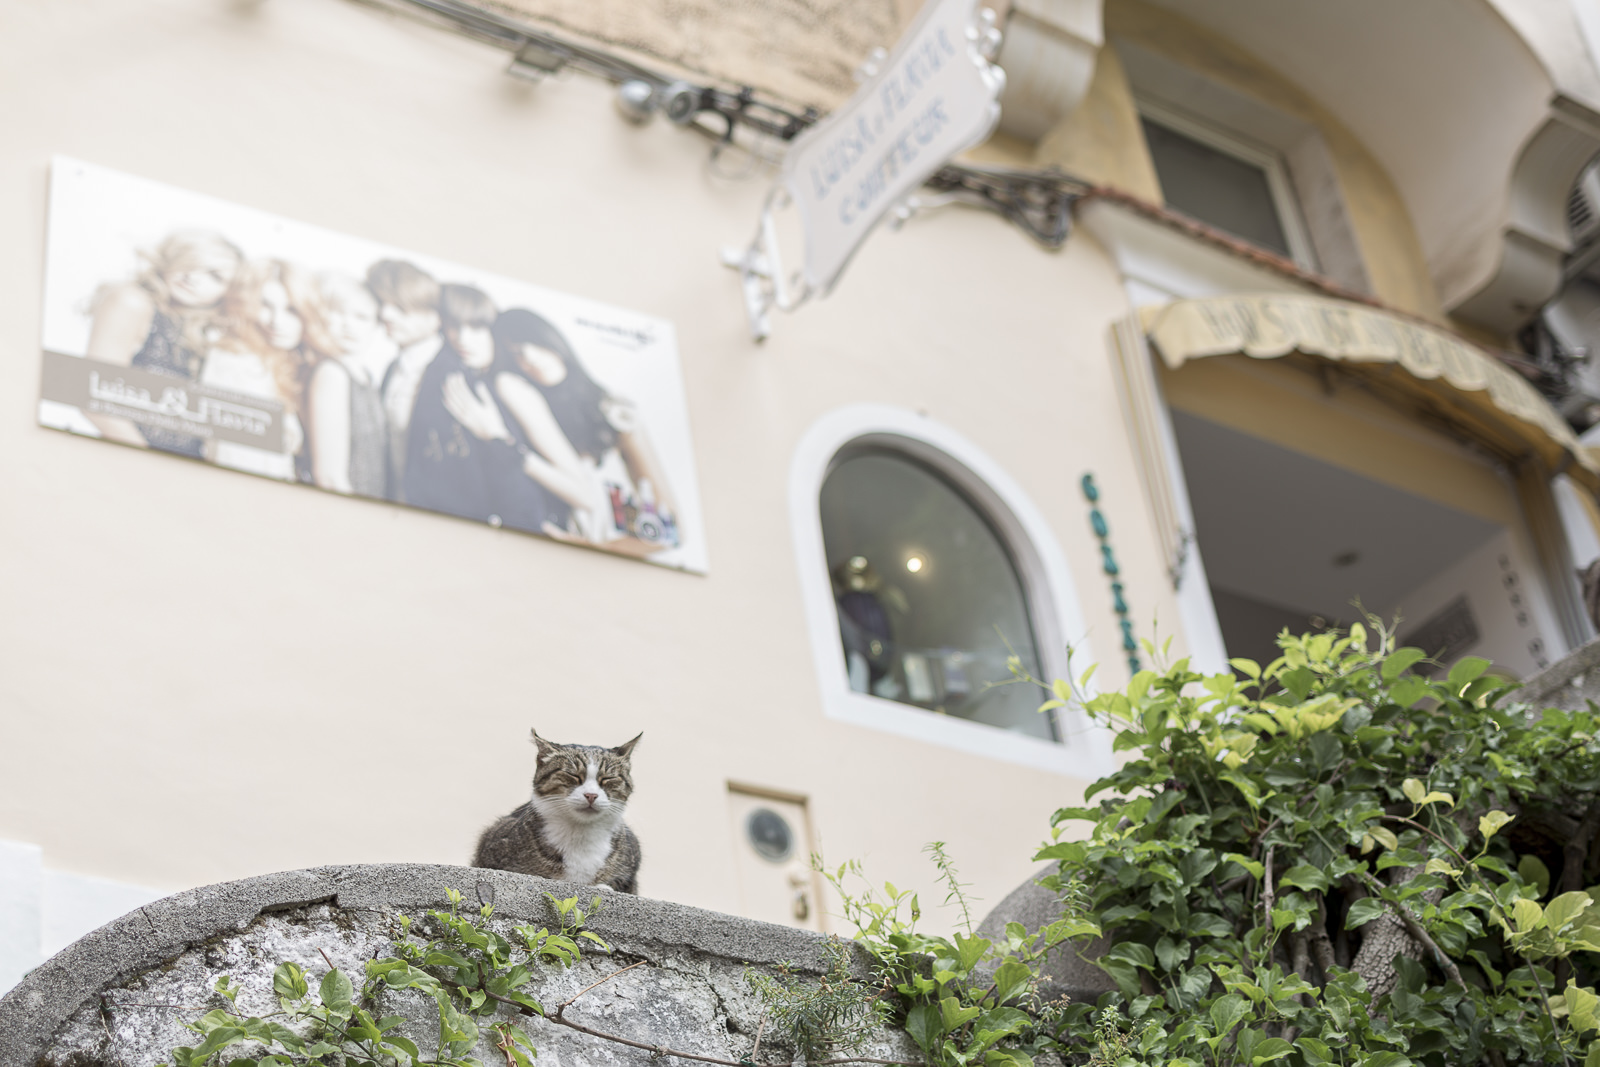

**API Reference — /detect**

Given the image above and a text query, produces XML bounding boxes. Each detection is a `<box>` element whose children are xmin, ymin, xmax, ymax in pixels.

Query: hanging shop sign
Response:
<box><xmin>38</xmin><ymin>158</ymin><xmax>709</xmax><ymax>573</ymax></box>
<box><xmin>726</xmin><ymin>0</ymin><xmax>1005</xmax><ymax>339</ymax></box>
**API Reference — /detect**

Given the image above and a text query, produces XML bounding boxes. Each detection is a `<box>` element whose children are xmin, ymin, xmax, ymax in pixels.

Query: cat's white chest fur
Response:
<box><xmin>531</xmin><ymin>758</ymin><xmax>624</xmax><ymax>885</ymax></box>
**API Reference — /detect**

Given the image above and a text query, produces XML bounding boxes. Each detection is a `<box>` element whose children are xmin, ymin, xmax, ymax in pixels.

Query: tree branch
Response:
<box><xmin>1261</xmin><ymin>846</ymin><xmax>1276</xmax><ymax>929</ymax></box>
<box><xmin>1308</xmin><ymin>895</ymin><xmax>1337</xmax><ymax>982</ymax></box>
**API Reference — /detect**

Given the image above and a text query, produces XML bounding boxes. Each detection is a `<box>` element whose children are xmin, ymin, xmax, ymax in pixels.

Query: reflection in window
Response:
<box><xmin>819</xmin><ymin>450</ymin><xmax>1056</xmax><ymax>742</ymax></box>
<box><xmin>1141</xmin><ymin>116</ymin><xmax>1292</xmax><ymax>258</ymax></box>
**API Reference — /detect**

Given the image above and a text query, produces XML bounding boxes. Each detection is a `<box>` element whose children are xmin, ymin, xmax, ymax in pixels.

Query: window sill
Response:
<box><xmin>822</xmin><ymin>686</ymin><xmax>1083</xmax><ymax>775</ymax></box>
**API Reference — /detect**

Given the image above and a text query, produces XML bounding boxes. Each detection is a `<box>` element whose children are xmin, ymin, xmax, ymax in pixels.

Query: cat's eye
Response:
<box><xmin>600</xmin><ymin>776</ymin><xmax>622</xmax><ymax>788</ymax></box>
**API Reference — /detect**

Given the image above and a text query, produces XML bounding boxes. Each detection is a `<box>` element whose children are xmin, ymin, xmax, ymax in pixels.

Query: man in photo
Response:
<box><xmin>367</xmin><ymin>259</ymin><xmax>443</xmax><ymax>500</ymax></box>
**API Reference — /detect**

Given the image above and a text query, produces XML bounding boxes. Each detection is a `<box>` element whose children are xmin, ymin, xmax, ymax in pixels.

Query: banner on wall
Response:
<box><xmin>38</xmin><ymin>158</ymin><xmax>708</xmax><ymax>573</ymax></box>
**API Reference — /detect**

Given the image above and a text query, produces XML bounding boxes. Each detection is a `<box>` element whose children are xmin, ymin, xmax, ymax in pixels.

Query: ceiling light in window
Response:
<box><xmin>905</xmin><ymin>555</ymin><xmax>925</xmax><ymax>573</ymax></box>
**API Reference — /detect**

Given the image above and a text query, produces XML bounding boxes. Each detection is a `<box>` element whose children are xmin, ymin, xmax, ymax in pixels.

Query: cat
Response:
<box><xmin>473</xmin><ymin>729</ymin><xmax>643</xmax><ymax>893</ymax></box>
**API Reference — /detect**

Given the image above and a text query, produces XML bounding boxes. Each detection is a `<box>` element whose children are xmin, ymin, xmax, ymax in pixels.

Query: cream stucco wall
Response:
<box><xmin>1047</xmin><ymin>0</ymin><xmax>1445</xmax><ymax>322</ymax></box>
<box><xmin>1033</xmin><ymin>46</ymin><xmax>1161</xmax><ymax>201</ymax></box>
<box><xmin>0</xmin><ymin>0</ymin><xmax>1191</xmax><ymax>935</ymax></box>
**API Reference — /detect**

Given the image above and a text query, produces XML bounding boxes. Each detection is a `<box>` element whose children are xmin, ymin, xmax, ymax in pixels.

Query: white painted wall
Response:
<box><xmin>1390</xmin><ymin>529</ymin><xmax>1563</xmax><ymax>679</ymax></box>
<box><xmin>0</xmin><ymin>0</ymin><xmax>1177</xmax><ymax>933</ymax></box>
<box><xmin>0</xmin><ymin>842</ymin><xmax>42</xmax><ymax>995</ymax></box>
<box><xmin>0</xmin><ymin>840</ymin><xmax>162</xmax><ymax>996</ymax></box>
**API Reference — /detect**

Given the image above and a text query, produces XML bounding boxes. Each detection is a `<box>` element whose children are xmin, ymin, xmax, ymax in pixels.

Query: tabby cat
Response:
<box><xmin>472</xmin><ymin>729</ymin><xmax>643</xmax><ymax>893</ymax></box>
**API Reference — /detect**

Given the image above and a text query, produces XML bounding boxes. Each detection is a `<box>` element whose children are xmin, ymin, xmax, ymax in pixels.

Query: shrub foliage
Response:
<box><xmin>1026</xmin><ymin>623</ymin><xmax>1600</xmax><ymax>1066</ymax></box>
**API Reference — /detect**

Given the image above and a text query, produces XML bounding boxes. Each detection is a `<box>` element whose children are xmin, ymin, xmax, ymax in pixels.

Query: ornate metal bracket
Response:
<box><xmin>368</xmin><ymin>0</ymin><xmax>1090</xmax><ymax>269</ymax></box>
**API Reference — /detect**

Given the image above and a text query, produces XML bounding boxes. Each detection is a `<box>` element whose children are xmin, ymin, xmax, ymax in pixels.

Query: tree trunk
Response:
<box><xmin>1350</xmin><ymin>866</ymin><xmax>1441</xmax><ymax>998</ymax></box>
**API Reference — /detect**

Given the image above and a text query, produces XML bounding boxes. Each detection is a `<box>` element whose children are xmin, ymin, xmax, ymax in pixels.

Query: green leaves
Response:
<box><xmin>1446</xmin><ymin>656</ymin><xmax>1490</xmax><ymax>694</ymax></box>
<box><xmin>1009</xmin><ymin>621</ymin><xmax>1600</xmax><ymax>1067</ymax></box>
<box><xmin>318</xmin><ymin>968</ymin><xmax>353</xmax><ymax>1017</ymax></box>
<box><xmin>1479</xmin><ymin>810</ymin><xmax>1515</xmax><ymax>840</ymax></box>
<box><xmin>952</xmin><ymin>932</ymin><xmax>989</xmax><ymax>972</ymax></box>
<box><xmin>990</xmin><ymin>959</ymin><xmax>1032</xmax><ymax>1005</ymax></box>
<box><xmin>162</xmin><ymin>882</ymin><xmax>634</xmax><ymax>1067</ymax></box>
<box><xmin>1400</xmin><ymin>778</ymin><xmax>1454</xmax><ymax>809</ymax></box>
<box><xmin>905</xmin><ymin>1002</ymin><xmax>942</xmax><ymax>1055</ymax></box>
<box><xmin>1278</xmin><ymin>865</ymin><xmax>1330</xmax><ymax>892</ymax></box>
<box><xmin>270</xmin><ymin>962</ymin><xmax>306</xmax><ymax>1001</ymax></box>
<box><xmin>1208</xmin><ymin>993</ymin><xmax>1249</xmax><ymax>1037</ymax></box>
<box><xmin>1565</xmin><ymin>982</ymin><xmax>1600</xmax><ymax>1033</ymax></box>
<box><xmin>1382</xmin><ymin>647</ymin><xmax>1427</xmax><ymax>680</ymax></box>
<box><xmin>940</xmin><ymin>996</ymin><xmax>981</xmax><ymax>1032</ymax></box>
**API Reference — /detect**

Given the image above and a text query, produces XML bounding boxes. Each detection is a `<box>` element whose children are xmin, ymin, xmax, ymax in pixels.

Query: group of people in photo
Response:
<box><xmin>81</xmin><ymin>229</ymin><xmax>680</xmax><ymax>554</ymax></box>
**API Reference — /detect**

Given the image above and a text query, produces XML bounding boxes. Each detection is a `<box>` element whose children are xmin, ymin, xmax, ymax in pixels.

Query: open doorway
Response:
<box><xmin>1170</xmin><ymin>410</ymin><xmax>1552</xmax><ymax>676</ymax></box>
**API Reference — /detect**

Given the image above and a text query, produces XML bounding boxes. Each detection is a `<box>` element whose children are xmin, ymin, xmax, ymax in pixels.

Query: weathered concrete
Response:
<box><xmin>974</xmin><ymin>866</ymin><xmax>1113</xmax><ymax>1005</ymax></box>
<box><xmin>1511</xmin><ymin>635</ymin><xmax>1600</xmax><ymax>712</ymax></box>
<box><xmin>490</xmin><ymin>0</ymin><xmax>901</xmax><ymax>109</ymax></box>
<box><xmin>0</xmin><ymin>864</ymin><xmax>918</xmax><ymax>1067</ymax></box>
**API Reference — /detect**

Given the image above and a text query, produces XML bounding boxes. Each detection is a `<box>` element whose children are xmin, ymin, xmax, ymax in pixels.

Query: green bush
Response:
<box><xmin>1028</xmin><ymin>623</ymin><xmax>1600</xmax><ymax>1066</ymax></box>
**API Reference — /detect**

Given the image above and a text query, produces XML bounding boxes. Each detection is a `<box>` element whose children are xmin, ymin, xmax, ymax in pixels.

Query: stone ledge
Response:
<box><xmin>1510</xmin><ymin>635</ymin><xmax>1600</xmax><ymax>712</ymax></box>
<box><xmin>0</xmin><ymin>863</ymin><xmax>866</xmax><ymax>1067</ymax></box>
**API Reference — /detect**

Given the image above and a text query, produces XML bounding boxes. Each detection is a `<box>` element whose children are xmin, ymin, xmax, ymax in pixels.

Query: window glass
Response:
<box><xmin>1141</xmin><ymin>116</ymin><xmax>1292</xmax><ymax>258</ymax></box>
<box><xmin>819</xmin><ymin>450</ymin><xmax>1055</xmax><ymax>741</ymax></box>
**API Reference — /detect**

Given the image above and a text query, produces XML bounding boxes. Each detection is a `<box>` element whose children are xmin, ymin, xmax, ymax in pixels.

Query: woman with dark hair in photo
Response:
<box><xmin>445</xmin><ymin>307</ymin><xmax>680</xmax><ymax>556</ymax></box>
<box><xmin>85</xmin><ymin>229</ymin><xmax>244</xmax><ymax>455</ymax></box>
<box><xmin>403</xmin><ymin>284</ymin><xmax>568</xmax><ymax>531</ymax></box>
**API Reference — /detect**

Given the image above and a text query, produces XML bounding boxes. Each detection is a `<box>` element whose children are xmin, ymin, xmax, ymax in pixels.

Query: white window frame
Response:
<box><xmin>1137</xmin><ymin>96</ymin><xmax>1319</xmax><ymax>271</ymax></box>
<box><xmin>789</xmin><ymin>405</ymin><xmax>1111</xmax><ymax>777</ymax></box>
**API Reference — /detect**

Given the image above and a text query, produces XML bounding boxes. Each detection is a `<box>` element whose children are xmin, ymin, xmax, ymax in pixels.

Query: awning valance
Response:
<box><xmin>1138</xmin><ymin>294</ymin><xmax>1600</xmax><ymax>490</ymax></box>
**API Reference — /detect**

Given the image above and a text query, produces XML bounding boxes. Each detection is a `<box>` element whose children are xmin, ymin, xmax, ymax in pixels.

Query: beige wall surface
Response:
<box><xmin>0</xmin><ymin>0</ymin><xmax>1178</xmax><ymax>933</ymax></box>
<box><xmin>1096</xmin><ymin>0</ymin><xmax>1444</xmax><ymax>322</ymax></box>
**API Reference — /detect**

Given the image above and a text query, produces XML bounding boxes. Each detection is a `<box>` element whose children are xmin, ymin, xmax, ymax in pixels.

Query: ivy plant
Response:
<box><xmin>1031</xmin><ymin>622</ymin><xmax>1600</xmax><ymax>1067</ymax></box>
<box><xmin>775</xmin><ymin>843</ymin><xmax>1100</xmax><ymax>1067</ymax></box>
<box><xmin>163</xmin><ymin>888</ymin><xmax>606</xmax><ymax>1067</ymax></box>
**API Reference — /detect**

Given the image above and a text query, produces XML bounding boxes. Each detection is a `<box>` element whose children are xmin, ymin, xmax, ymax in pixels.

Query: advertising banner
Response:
<box><xmin>39</xmin><ymin>158</ymin><xmax>708</xmax><ymax>573</ymax></box>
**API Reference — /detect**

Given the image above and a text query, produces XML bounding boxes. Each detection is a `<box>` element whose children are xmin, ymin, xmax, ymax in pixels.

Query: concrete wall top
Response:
<box><xmin>0</xmin><ymin>864</ymin><xmax>904</xmax><ymax>1067</ymax></box>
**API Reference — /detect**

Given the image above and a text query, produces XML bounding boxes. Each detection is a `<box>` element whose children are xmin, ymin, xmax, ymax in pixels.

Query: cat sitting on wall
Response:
<box><xmin>473</xmin><ymin>729</ymin><xmax>643</xmax><ymax>893</ymax></box>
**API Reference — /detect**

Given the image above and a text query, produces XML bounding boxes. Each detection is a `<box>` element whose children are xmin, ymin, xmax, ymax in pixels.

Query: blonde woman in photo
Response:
<box><xmin>306</xmin><ymin>272</ymin><xmax>390</xmax><ymax>498</ymax></box>
<box><xmin>85</xmin><ymin>229</ymin><xmax>244</xmax><ymax>454</ymax></box>
<box><xmin>203</xmin><ymin>259</ymin><xmax>319</xmax><ymax>481</ymax></box>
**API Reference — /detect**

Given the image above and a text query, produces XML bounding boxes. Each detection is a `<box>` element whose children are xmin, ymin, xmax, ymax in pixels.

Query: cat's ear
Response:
<box><xmin>611</xmin><ymin>732</ymin><xmax>643</xmax><ymax>759</ymax></box>
<box><xmin>530</xmin><ymin>728</ymin><xmax>559</xmax><ymax>761</ymax></box>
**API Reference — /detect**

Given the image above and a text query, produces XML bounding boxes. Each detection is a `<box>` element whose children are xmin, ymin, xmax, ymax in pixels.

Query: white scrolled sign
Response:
<box><xmin>723</xmin><ymin>0</ymin><xmax>1004</xmax><ymax>338</ymax></box>
<box><xmin>784</xmin><ymin>0</ymin><xmax>1005</xmax><ymax>295</ymax></box>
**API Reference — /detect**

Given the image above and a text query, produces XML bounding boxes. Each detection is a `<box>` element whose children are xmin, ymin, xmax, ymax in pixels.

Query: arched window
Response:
<box><xmin>789</xmin><ymin>405</ymin><xmax>1106</xmax><ymax>775</ymax></box>
<box><xmin>820</xmin><ymin>449</ymin><xmax>1054</xmax><ymax>741</ymax></box>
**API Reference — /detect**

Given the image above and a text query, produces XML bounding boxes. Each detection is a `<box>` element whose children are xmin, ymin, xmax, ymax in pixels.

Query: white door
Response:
<box><xmin>726</xmin><ymin>787</ymin><xmax>823</xmax><ymax>932</ymax></box>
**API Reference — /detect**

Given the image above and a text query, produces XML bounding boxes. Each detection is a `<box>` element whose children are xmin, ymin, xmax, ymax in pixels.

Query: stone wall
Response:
<box><xmin>0</xmin><ymin>865</ymin><xmax>919</xmax><ymax>1067</ymax></box>
<box><xmin>1511</xmin><ymin>636</ymin><xmax>1600</xmax><ymax>712</ymax></box>
<box><xmin>484</xmin><ymin>0</ymin><xmax>904</xmax><ymax>108</ymax></box>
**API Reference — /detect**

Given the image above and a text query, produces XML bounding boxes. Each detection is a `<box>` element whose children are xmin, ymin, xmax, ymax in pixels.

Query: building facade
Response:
<box><xmin>5</xmin><ymin>0</ymin><xmax>1600</xmax><ymax>990</ymax></box>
